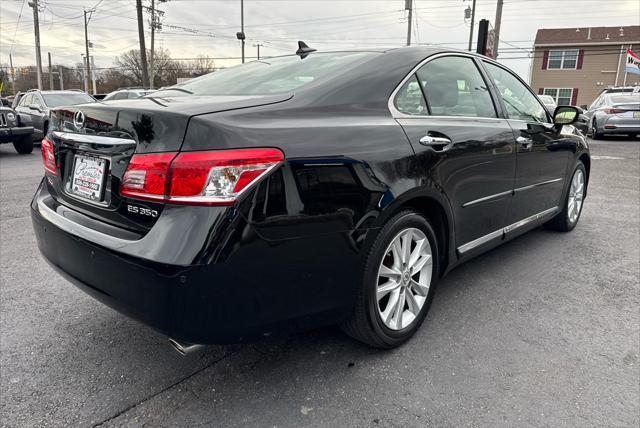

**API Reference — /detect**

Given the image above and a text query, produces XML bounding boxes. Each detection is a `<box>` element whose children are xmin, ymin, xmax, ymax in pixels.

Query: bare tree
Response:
<box><xmin>116</xmin><ymin>48</ymin><xmax>181</xmax><ymax>88</ymax></box>
<box><xmin>190</xmin><ymin>55</ymin><xmax>215</xmax><ymax>77</ymax></box>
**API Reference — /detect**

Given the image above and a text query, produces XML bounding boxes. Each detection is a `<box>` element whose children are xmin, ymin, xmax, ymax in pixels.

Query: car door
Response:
<box><xmin>482</xmin><ymin>60</ymin><xmax>571</xmax><ymax>225</ymax></box>
<box><xmin>392</xmin><ymin>54</ymin><xmax>516</xmax><ymax>254</ymax></box>
<box><xmin>30</xmin><ymin>93</ymin><xmax>47</xmax><ymax>136</ymax></box>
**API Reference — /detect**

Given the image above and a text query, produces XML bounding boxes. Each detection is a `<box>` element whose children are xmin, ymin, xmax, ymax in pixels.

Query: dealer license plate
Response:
<box><xmin>70</xmin><ymin>155</ymin><xmax>107</xmax><ymax>202</ymax></box>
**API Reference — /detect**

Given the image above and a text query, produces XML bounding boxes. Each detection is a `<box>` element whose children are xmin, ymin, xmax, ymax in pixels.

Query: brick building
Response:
<box><xmin>530</xmin><ymin>25</ymin><xmax>640</xmax><ymax>108</ymax></box>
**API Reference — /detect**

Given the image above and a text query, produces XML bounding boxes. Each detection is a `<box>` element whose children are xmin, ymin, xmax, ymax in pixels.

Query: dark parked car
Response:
<box><xmin>14</xmin><ymin>90</ymin><xmax>96</xmax><ymax>141</ymax></box>
<box><xmin>0</xmin><ymin>106</ymin><xmax>35</xmax><ymax>154</ymax></box>
<box><xmin>31</xmin><ymin>47</ymin><xmax>590</xmax><ymax>352</ymax></box>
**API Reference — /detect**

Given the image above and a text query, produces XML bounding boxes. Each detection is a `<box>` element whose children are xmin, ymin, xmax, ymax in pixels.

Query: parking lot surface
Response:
<box><xmin>1</xmin><ymin>138</ymin><xmax>638</xmax><ymax>427</ymax></box>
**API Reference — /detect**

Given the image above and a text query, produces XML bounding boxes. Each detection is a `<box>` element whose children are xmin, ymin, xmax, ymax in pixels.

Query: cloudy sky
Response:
<box><xmin>1</xmin><ymin>0</ymin><xmax>639</xmax><ymax>81</ymax></box>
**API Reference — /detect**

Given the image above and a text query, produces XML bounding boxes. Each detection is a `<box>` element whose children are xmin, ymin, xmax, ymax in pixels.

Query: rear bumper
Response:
<box><xmin>31</xmin><ymin>181</ymin><xmax>359</xmax><ymax>344</ymax></box>
<box><xmin>599</xmin><ymin>116</ymin><xmax>640</xmax><ymax>134</ymax></box>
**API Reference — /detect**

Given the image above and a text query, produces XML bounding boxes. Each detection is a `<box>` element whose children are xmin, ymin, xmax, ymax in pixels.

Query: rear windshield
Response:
<box><xmin>151</xmin><ymin>52</ymin><xmax>377</xmax><ymax>96</ymax></box>
<box><xmin>43</xmin><ymin>93</ymin><xmax>95</xmax><ymax>107</ymax></box>
<box><xmin>609</xmin><ymin>94</ymin><xmax>640</xmax><ymax>105</ymax></box>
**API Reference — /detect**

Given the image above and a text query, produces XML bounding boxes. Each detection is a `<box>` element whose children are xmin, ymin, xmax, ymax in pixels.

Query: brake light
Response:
<box><xmin>41</xmin><ymin>138</ymin><xmax>57</xmax><ymax>175</ymax></box>
<box><xmin>119</xmin><ymin>148</ymin><xmax>284</xmax><ymax>205</ymax></box>
<box><xmin>603</xmin><ymin>108</ymin><xmax>625</xmax><ymax>114</ymax></box>
<box><xmin>120</xmin><ymin>153</ymin><xmax>176</xmax><ymax>202</ymax></box>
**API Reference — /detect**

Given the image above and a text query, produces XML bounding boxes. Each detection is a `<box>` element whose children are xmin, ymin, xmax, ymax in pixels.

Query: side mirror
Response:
<box><xmin>28</xmin><ymin>104</ymin><xmax>42</xmax><ymax>112</ymax></box>
<box><xmin>553</xmin><ymin>106</ymin><xmax>580</xmax><ymax>126</ymax></box>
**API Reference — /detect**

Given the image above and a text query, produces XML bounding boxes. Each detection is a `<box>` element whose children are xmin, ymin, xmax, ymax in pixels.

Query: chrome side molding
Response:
<box><xmin>462</xmin><ymin>178</ymin><xmax>563</xmax><ymax>208</ymax></box>
<box><xmin>457</xmin><ymin>206</ymin><xmax>559</xmax><ymax>255</ymax></box>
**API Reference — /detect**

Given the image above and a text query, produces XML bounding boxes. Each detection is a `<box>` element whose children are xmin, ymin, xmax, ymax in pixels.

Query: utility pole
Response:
<box><xmin>58</xmin><ymin>66</ymin><xmax>64</xmax><ymax>90</ymax></box>
<box><xmin>405</xmin><ymin>0</ymin><xmax>413</xmax><ymax>46</ymax></box>
<box><xmin>48</xmin><ymin>52</ymin><xmax>53</xmax><ymax>89</ymax></box>
<box><xmin>149</xmin><ymin>0</ymin><xmax>155</xmax><ymax>89</ymax></box>
<box><xmin>493</xmin><ymin>0</ymin><xmax>504</xmax><ymax>58</ymax></box>
<box><xmin>240</xmin><ymin>0</ymin><xmax>245</xmax><ymax>63</ymax></box>
<box><xmin>84</xmin><ymin>8</ymin><xmax>92</xmax><ymax>93</ymax></box>
<box><xmin>146</xmin><ymin>0</ymin><xmax>165</xmax><ymax>89</ymax></box>
<box><xmin>28</xmin><ymin>0</ymin><xmax>43</xmax><ymax>89</ymax></box>
<box><xmin>91</xmin><ymin>56</ymin><xmax>97</xmax><ymax>94</ymax></box>
<box><xmin>136</xmin><ymin>0</ymin><xmax>150</xmax><ymax>87</ymax></box>
<box><xmin>253</xmin><ymin>42</ymin><xmax>264</xmax><ymax>60</ymax></box>
<box><xmin>9</xmin><ymin>53</ymin><xmax>16</xmax><ymax>95</ymax></box>
<box><xmin>467</xmin><ymin>0</ymin><xmax>477</xmax><ymax>51</ymax></box>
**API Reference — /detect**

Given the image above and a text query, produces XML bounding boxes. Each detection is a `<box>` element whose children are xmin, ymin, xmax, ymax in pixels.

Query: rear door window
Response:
<box><xmin>394</xmin><ymin>75</ymin><xmax>427</xmax><ymax>115</ymax></box>
<box><xmin>415</xmin><ymin>56</ymin><xmax>497</xmax><ymax>118</ymax></box>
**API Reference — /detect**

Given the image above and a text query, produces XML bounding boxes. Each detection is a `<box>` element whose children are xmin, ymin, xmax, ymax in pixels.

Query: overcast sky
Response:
<box><xmin>1</xmin><ymin>0</ymin><xmax>639</xmax><ymax>81</ymax></box>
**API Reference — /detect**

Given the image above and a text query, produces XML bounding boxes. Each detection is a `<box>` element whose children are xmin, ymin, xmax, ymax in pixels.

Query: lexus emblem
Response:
<box><xmin>73</xmin><ymin>110</ymin><xmax>85</xmax><ymax>130</ymax></box>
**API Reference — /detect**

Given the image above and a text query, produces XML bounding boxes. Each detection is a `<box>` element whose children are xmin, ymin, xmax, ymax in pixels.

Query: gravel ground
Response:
<box><xmin>1</xmin><ymin>137</ymin><xmax>638</xmax><ymax>427</ymax></box>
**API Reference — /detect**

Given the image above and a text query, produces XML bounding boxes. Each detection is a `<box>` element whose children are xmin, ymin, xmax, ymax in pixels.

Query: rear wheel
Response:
<box><xmin>342</xmin><ymin>210</ymin><xmax>439</xmax><ymax>348</ymax></box>
<box><xmin>591</xmin><ymin>119</ymin><xmax>602</xmax><ymax>140</ymax></box>
<box><xmin>13</xmin><ymin>135</ymin><xmax>34</xmax><ymax>154</ymax></box>
<box><xmin>546</xmin><ymin>162</ymin><xmax>586</xmax><ymax>232</ymax></box>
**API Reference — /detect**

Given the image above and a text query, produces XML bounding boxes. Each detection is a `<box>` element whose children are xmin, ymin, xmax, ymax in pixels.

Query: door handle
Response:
<box><xmin>419</xmin><ymin>135</ymin><xmax>452</xmax><ymax>150</ymax></box>
<box><xmin>516</xmin><ymin>136</ymin><xmax>533</xmax><ymax>149</ymax></box>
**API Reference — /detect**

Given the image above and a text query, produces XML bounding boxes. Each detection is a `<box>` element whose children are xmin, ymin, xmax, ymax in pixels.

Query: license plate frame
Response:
<box><xmin>69</xmin><ymin>154</ymin><xmax>108</xmax><ymax>203</ymax></box>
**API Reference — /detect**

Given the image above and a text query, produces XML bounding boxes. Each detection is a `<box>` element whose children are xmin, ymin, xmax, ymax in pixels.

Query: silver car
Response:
<box><xmin>586</xmin><ymin>93</ymin><xmax>640</xmax><ymax>139</ymax></box>
<box><xmin>13</xmin><ymin>90</ymin><xmax>96</xmax><ymax>140</ymax></box>
<box><xmin>538</xmin><ymin>94</ymin><xmax>557</xmax><ymax>115</ymax></box>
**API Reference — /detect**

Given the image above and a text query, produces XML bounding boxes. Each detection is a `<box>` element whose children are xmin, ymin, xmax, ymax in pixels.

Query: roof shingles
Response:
<box><xmin>534</xmin><ymin>25</ymin><xmax>640</xmax><ymax>45</ymax></box>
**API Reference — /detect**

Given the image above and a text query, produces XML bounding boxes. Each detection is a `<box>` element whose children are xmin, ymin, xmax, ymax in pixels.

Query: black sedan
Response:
<box><xmin>31</xmin><ymin>46</ymin><xmax>590</xmax><ymax>351</ymax></box>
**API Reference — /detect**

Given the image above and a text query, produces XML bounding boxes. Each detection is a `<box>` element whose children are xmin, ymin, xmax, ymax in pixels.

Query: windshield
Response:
<box><xmin>152</xmin><ymin>52</ymin><xmax>377</xmax><ymax>96</ymax></box>
<box><xmin>43</xmin><ymin>93</ymin><xmax>95</xmax><ymax>107</ymax></box>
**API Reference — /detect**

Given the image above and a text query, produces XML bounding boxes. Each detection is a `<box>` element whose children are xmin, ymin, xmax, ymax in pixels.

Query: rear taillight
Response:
<box><xmin>120</xmin><ymin>148</ymin><xmax>284</xmax><ymax>206</ymax></box>
<box><xmin>41</xmin><ymin>138</ymin><xmax>56</xmax><ymax>175</ymax></box>
<box><xmin>603</xmin><ymin>108</ymin><xmax>625</xmax><ymax>114</ymax></box>
<box><xmin>120</xmin><ymin>153</ymin><xmax>176</xmax><ymax>202</ymax></box>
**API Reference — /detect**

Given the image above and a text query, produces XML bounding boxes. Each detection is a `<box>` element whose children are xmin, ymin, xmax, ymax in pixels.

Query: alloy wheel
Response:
<box><xmin>376</xmin><ymin>227</ymin><xmax>433</xmax><ymax>331</ymax></box>
<box><xmin>567</xmin><ymin>169</ymin><xmax>584</xmax><ymax>224</ymax></box>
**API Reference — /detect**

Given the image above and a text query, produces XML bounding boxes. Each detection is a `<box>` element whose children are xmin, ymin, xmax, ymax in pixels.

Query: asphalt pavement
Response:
<box><xmin>1</xmin><ymin>137</ymin><xmax>638</xmax><ymax>427</ymax></box>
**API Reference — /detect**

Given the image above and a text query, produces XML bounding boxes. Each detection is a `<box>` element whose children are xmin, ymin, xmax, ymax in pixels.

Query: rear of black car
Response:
<box><xmin>31</xmin><ymin>51</ymin><xmax>384</xmax><ymax>344</ymax></box>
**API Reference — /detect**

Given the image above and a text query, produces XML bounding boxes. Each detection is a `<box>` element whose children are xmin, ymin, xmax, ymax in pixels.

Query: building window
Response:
<box><xmin>547</xmin><ymin>50</ymin><xmax>579</xmax><ymax>69</ymax></box>
<box><xmin>543</xmin><ymin>88</ymin><xmax>573</xmax><ymax>105</ymax></box>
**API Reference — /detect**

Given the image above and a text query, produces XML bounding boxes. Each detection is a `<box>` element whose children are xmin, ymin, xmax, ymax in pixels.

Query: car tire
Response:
<box><xmin>13</xmin><ymin>135</ymin><xmax>34</xmax><ymax>155</ymax></box>
<box><xmin>591</xmin><ymin>119</ymin><xmax>602</xmax><ymax>140</ymax></box>
<box><xmin>342</xmin><ymin>210</ymin><xmax>439</xmax><ymax>348</ymax></box>
<box><xmin>546</xmin><ymin>162</ymin><xmax>586</xmax><ymax>232</ymax></box>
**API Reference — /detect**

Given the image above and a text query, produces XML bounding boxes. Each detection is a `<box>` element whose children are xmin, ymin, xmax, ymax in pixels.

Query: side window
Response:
<box><xmin>20</xmin><ymin>94</ymin><xmax>32</xmax><ymax>106</ymax></box>
<box><xmin>394</xmin><ymin>75</ymin><xmax>427</xmax><ymax>115</ymax></box>
<box><xmin>113</xmin><ymin>92</ymin><xmax>128</xmax><ymax>100</ymax></box>
<box><xmin>483</xmin><ymin>61</ymin><xmax>548</xmax><ymax>123</ymax></box>
<box><xmin>33</xmin><ymin>95</ymin><xmax>45</xmax><ymax>107</ymax></box>
<box><xmin>416</xmin><ymin>56</ymin><xmax>497</xmax><ymax>118</ymax></box>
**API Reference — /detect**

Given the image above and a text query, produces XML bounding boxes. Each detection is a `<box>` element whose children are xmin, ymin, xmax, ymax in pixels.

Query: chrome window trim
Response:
<box><xmin>387</xmin><ymin>52</ymin><xmax>501</xmax><ymax>120</ymax></box>
<box><xmin>457</xmin><ymin>206</ymin><xmax>559</xmax><ymax>254</ymax></box>
<box><xmin>52</xmin><ymin>131</ymin><xmax>136</xmax><ymax>146</ymax></box>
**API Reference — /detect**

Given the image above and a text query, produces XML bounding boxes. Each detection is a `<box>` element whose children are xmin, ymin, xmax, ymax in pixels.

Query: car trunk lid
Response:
<box><xmin>46</xmin><ymin>93</ymin><xmax>291</xmax><ymax>234</ymax></box>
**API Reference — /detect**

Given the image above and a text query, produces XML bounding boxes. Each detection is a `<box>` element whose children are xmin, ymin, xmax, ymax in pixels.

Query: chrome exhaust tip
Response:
<box><xmin>168</xmin><ymin>338</ymin><xmax>206</xmax><ymax>356</ymax></box>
